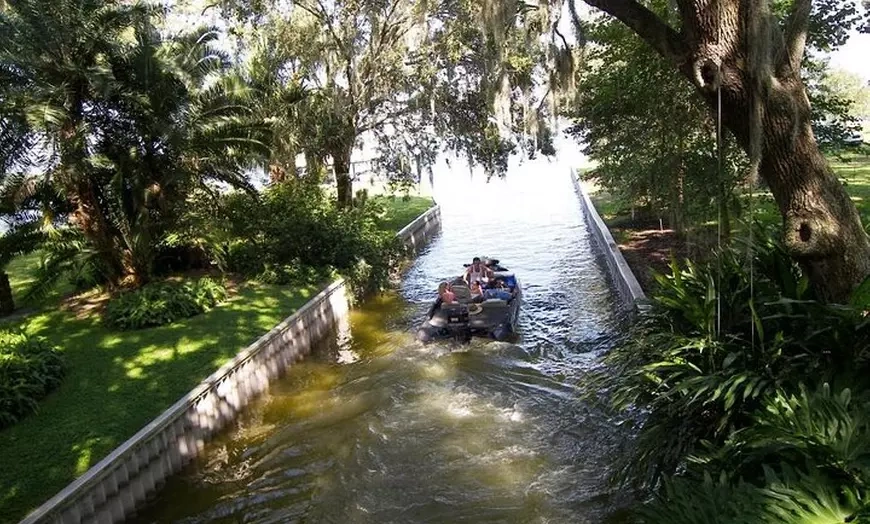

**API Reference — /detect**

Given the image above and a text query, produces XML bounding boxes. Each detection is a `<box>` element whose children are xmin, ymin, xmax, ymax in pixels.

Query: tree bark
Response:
<box><xmin>0</xmin><ymin>272</ymin><xmax>14</xmax><ymax>317</ymax></box>
<box><xmin>580</xmin><ymin>0</ymin><xmax>870</xmax><ymax>302</ymax></box>
<box><xmin>68</xmin><ymin>179</ymin><xmax>125</xmax><ymax>286</ymax></box>
<box><xmin>59</xmin><ymin>102</ymin><xmax>126</xmax><ymax>287</ymax></box>
<box><xmin>332</xmin><ymin>145</ymin><xmax>353</xmax><ymax>209</ymax></box>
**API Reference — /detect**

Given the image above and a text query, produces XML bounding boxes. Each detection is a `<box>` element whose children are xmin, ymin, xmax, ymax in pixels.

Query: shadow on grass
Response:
<box><xmin>0</xmin><ymin>280</ymin><xmax>322</xmax><ymax>524</ymax></box>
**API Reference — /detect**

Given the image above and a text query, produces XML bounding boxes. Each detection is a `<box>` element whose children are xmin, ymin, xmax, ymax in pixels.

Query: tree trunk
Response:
<box><xmin>580</xmin><ymin>0</ymin><xmax>870</xmax><ymax>302</ymax></box>
<box><xmin>757</xmin><ymin>93</ymin><xmax>870</xmax><ymax>302</ymax></box>
<box><xmin>332</xmin><ymin>145</ymin><xmax>353</xmax><ymax>209</ymax></box>
<box><xmin>59</xmin><ymin>107</ymin><xmax>125</xmax><ymax>287</ymax></box>
<box><xmin>68</xmin><ymin>179</ymin><xmax>124</xmax><ymax>286</ymax></box>
<box><xmin>704</xmin><ymin>18</ymin><xmax>870</xmax><ymax>302</ymax></box>
<box><xmin>0</xmin><ymin>272</ymin><xmax>14</xmax><ymax>317</ymax></box>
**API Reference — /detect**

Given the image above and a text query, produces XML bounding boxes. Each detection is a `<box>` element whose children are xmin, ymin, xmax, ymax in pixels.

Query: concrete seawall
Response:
<box><xmin>397</xmin><ymin>203</ymin><xmax>441</xmax><ymax>254</ymax></box>
<box><xmin>570</xmin><ymin>172</ymin><xmax>648</xmax><ymax>313</ymax></box>
<box><xmin>21</xmin><ymin>204</ymin><xmax>442</xmax><ymax>524</ymax></box>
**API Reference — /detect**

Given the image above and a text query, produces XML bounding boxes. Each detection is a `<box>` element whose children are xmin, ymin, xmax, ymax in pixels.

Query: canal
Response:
<box><xmin>133</xmin><ymin>153</ymin><xmax>632</xmax><ymax>523</ymax></box>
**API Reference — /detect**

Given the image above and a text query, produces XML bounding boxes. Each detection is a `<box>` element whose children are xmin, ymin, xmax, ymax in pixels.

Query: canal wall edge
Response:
<box><xmin>21</xmin><ymin>203</ymin><xmax>442</xmax><ymax>524</ymax></box>
<box><xmin>570</xmin><ymin>171</ymin><xmax>649</xmax><ymax>312</ymax></box>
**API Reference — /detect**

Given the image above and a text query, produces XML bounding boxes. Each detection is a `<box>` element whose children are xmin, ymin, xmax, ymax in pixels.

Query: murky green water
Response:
<box><xmin>132</xmin><ymin>155</ymin><xmax>632</xmax><ymax>523</ymax></box>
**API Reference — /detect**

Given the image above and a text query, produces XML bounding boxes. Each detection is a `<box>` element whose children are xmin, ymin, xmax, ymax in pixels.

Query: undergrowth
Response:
<box><xmin>105</xmin><ymin>277</ymin><xmax>228</xmax><ymax>330</ymax></box>
<box><xmin>0</xmin><ymin>330</ymin><xmax>64</xmax><ymax>429</ymax></box>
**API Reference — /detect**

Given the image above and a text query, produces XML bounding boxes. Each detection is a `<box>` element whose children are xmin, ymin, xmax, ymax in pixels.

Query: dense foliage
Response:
<box><xmin>174</xmin><ymin>180</ymin><xmax>403</xmax><ymax>300</ymax></box>
<box><xmin>598</xmin><ymin>223</ymin><xmax>870</xmax><ymax>521</ymax></box>
<box><xmin>0</xmin><ymin>331</ymin><xmax>64</xmax><ymax>428</ymax></box>
<box><xmin>568</xmin><ymin>11</ymin><xmax>747</xmax><ymax>232</ymax></box>
<box><xmin>218</xmin><ymin>0</ymin><xmax>569</xmax><ymax>198</ymax></box>
<box><xmin>0</xmin><ymin>1</ymin><xmax>269</xmax><ymax>286</ymax></box>
<box><xmin>569</xmin><ymin>0</ymin><xmax>869</xmax><ymax>232</ymax></box>
<box><xmin>105</xmin><ymin>278</ymin><xmax>228</xmax><ymax>330</ymax></box>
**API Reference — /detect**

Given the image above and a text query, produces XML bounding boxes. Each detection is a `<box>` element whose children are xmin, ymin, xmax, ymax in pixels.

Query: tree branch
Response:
<box><xmin>579</xmin><ymin>0</ymin><xmax>690</xmax><ymax>67</ymax></box>
<box><xmin>782</xmin><ymin>0</ymin><xmax>811</xmax><ymax>73</ymax></box>
<box><xmin>296</xmin><ymin>0</ymin><xmax>347</xmax><ymax>57</ymax></box>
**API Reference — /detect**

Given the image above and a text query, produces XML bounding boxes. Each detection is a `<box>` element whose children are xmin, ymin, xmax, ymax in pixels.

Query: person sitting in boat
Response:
<box><xmin>483</xmin><ymin>280</ymin><xmax>513</xmax><ymax>301</ymax></box>
<box><xmin>438</xmin><ymin>282</ymin><xmax>456</xmax><ymax>304</ymax></box>
<box><xmin>469</xmin><ymin>280</ymin><xmax>484</xmax><ymax>300</ymax></box>
<box><xmin>464</xmin><ymin>257</ymin><xmax>494</xmax><ymax>287</ymax></box>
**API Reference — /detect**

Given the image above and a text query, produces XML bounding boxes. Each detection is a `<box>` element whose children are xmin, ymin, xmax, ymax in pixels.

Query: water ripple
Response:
<box><xmin>132</xmin><ymin>154</ymin><xmax>634</xmax><ymax>524</ymax></box>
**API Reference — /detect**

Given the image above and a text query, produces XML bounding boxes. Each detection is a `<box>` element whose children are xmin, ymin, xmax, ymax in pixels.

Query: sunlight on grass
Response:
<box><xmin>73</xmin><ymin>439</ymin><xmax>100</xmax><ymax>476</ymax></box>
<box><xmin>0</xmin><ymin>196</ymin><xmax>433</xmax><ymax>522</ymax></box>
<box><xmin>5</xmin><ymin>250</ymin><xmax>75</xmax><ymax>310</ymax></box>
<box><xmin>372</xmin><ymin>195</ymin><xmax>434</xmax><ymax>232</ymax></box>
<box><xmin>0</xmin><ymin>280</ymin><xmax>320</xmax><ymax>522</ymax></box>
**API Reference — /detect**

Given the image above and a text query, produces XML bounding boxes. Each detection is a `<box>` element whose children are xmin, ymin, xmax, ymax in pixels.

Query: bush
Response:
<box><xmin>257</xmin><ymin>261</ymin><xmax>336</xmax><ymax>287</ymax></box>
<box><xmin>196</xmin><ymin>180</ymin><xmax>402</xmax><ymax>297</ymax></box>
<box><xmin>0</xmin><ymin>331</ymin><xmax>64</xmax><ymax>429</ymax></box>
<box><xmin>597</xmin><ymin>222</ymin><xmax>870</xmax><ymax>521</ymax></box>
<box><xmin>105</xmin><ymin>277</ymin><xmax>228</xmax><ymax>330</ymax></box>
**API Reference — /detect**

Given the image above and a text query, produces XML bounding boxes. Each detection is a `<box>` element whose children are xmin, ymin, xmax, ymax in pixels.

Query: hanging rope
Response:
<box><xmin>714</xmin><ymin>0</ymin><xmax>723</xmax><ymax>341</ymax></box>
<box><xmin>716</xmin><ymin>63</ymin><xmax>723</xmax><ymax>340</ymax></box>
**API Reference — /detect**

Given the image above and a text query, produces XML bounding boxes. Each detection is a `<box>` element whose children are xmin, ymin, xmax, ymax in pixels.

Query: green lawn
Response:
<box><xmin>5</xmin><ymin>250</ymin><xmax>75</xmax><ymax>311</ymax></box>
<box><xmin>589</xmin><ymin>152</ymin><xmax>870</xmax><ymax>230</ymax></box>
<box><xmin>372</xmin><ymin>195</ymin><xmax>435</xmax><ymax>232</ymax></box>
<box><xmin>0</xmin><ymin>281</ymin><xmax>321</xmax><ymax>522</ymax></box>
<box><xmin>743</xmin><ymin>152</ymin><xmax>870</xmax><ymax>232</ymax></box>
<box><xmin>0</xmin><ymin>198</ymin><xmax>433</xmax><ymax>523</ymax></box>
<box><xmin>833</xmin><ymin>152</ymin><xmax>870</xmax><ymax>227</ymax></box>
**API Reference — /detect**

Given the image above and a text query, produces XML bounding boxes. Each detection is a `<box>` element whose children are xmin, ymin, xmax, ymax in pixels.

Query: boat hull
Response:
<box><xmin>417</xmin><ymin>271</ymin><xmax>522</xmax><ymax>343</ymax></box>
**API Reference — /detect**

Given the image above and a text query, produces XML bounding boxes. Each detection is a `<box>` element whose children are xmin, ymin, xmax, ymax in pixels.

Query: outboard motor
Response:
<box><xmin>442</xmin><ymin>303</ymin><xmax>469</xmax><ymax>326</ymax></box>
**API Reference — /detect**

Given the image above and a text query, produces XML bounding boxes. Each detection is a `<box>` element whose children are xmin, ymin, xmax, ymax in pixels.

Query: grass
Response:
<box><xmin>0</xmin><ymin>281</ymin><xmax>321</xmax><ymax>522</ymax></box>
<box><xmin>0</xmin><ymin>197</ymin><xmax>433</xmax><ymax>523</ymax></box>
<box><xmin>371</xmin><ymin>194</ymin><xmax>435</xmax><ymax>232</ymax></box>
<box><xmin>5</xmin><ymin>250</ymin><xmax>75</xmax><ymax>311</ymax></box>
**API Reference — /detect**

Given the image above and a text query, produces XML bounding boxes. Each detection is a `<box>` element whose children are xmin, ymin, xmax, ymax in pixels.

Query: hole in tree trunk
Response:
<box><xmin>700</xmin><ymin>60</ymin><xmax>718</xmax><ymax>87</ymax></box>
<box><xmin>799</xmin><ymin>222</ymin><xmax>812</xmax><ymax>242</ymax></box>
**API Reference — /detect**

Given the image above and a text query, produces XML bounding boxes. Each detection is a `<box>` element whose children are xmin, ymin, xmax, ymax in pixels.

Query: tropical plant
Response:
<box><xmin>0</xmin><ymin>1</ymin><xmax>269</xmax><ymax>287</ymax></box>
<box><xmin>104</xmin><ymin>277</ymin><xmax>228</xmax><ymax>330</ymax></box>
<box><xmin>0</xmin><ymin>172</ymin><xmax>70</xmax><ymax>315</ymax></box>
<box><xmin>0</xmin><ymin>330</ymin><xmax>64</xmax><ymax>429</ymax></box>
<box><xmin>638</xmin><ymin>385</ymin><xmax>870</xmax><ymax>523</ymax></box>
<box><xmin>0</xmin><ymin>0</ymin><xmax>156</xmax><ymax>284</ymax></box>
<box><xmin>601</xmin><ymin>222</ymin><xmax>870</xmax><ymax>490</ymax></box>
<box><xmin>0</xmin><ymin>221</ymin><xmax>45</xmax><ymax>315</ymax></box>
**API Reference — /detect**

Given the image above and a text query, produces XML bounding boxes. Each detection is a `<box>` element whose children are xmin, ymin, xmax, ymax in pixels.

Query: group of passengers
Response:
<box><xmin>437</xmin><ymin>257</ymin><xmax>513</xmax><ymax>305</ymax></box>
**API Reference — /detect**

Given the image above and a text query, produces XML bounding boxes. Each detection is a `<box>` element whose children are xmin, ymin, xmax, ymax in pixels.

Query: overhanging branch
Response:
<box><xmin>579</xmin><ymin>0</ymin><xmax>690</xmax><ymax>67</ymax></box>
<box><xmin>782</xmin><ymin>0</ymin><xmax>811</xmax><ymax>73</ymax></box>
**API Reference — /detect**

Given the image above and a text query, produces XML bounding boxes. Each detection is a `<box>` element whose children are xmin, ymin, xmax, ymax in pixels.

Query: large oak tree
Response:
<box><xmin>574</xmin><ymin>0</ymin><xmax>870</xmax><ymax>302</ymax></box>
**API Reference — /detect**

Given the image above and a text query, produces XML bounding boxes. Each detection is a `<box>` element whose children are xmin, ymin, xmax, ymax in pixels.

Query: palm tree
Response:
<box><xmin>1</xmin><ymin>2</ymin><xmax>270</xmax><ymax>286</ymax></box>
<box><xmin>88</xmin><ymin>23</ymin><xmax>271</xmax><ymax>284</ymax></box>
<box><xmin>244</xmin><ymin>30</ymin><xmax>308</xmax><ymax>184</ymax></box>
<box><xmin>0</xmin><ymin>172</ymin><xmax>68</xmax><ymax>315</ymax></box>
<box><xmin>0</xmin><ymin>0</ymin><xmax>155</xmax><ymax>284</ymax></box>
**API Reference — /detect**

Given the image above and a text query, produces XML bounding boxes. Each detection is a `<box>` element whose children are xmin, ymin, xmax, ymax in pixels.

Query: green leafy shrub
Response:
<box><xmin>0</xmin><ymin>331</ymin><xmax>64</xmax><ymax>429</ymax></box>
<box><xmin>597</xmin><ymin>222</ymin><xmax>870</xmax><ymax>521</ymax></box>
<box><xmin>105</xmin><ymin>277</ymin><xmax>228</xmax><ymax>330</ymax></box>
<box><xmin>257</xmin><ymin>261</ymin><xmax>337</xmax><ymax>287</ymax></box>
<box><xmin>197</xmin><ymin>180</ymin><xmax>402</xmax><ymax>297</ymax></box>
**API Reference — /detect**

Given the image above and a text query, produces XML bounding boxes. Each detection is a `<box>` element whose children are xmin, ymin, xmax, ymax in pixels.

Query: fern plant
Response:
<box><xmin>0</xmin><ymin>330</ymin><xmax>64</xmax><ymax>429</ymax></box>
<box><xmin>104</xmin><ymin>277</ymin><xmax>228</xmax><ymax>330</ymax></box>
<box><xmin>598</xmin><ymin>222</ymin><xmax>870</xmax><ymax>491</ymax></box>
<box><xmin>639</xmin><ymin>465</ymin><xmax>868</xmax><ymax>524</ymax></box>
